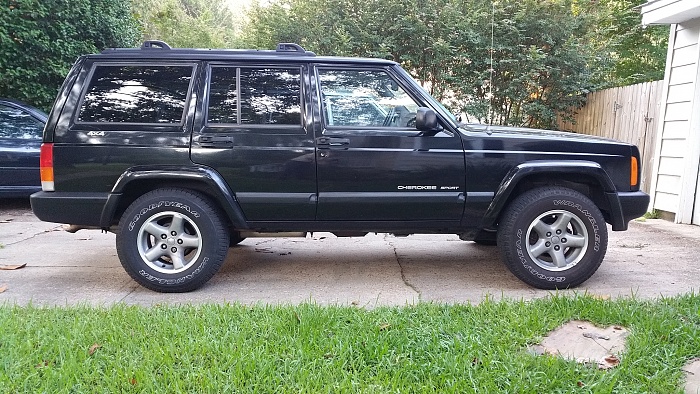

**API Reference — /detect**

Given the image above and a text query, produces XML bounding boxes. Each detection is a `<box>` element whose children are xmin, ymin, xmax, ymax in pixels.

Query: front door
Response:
<box><xmin>313</xmin><ymin>67</ymin><xmax>465</xmax><ymax>223</ymax></box>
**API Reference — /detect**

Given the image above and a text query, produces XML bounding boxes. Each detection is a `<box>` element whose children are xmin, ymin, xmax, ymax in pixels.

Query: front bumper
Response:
<box><xmin>607</xmin><ymin>191</ymin><xmax>650</xmax><ymax>231</ymax></box>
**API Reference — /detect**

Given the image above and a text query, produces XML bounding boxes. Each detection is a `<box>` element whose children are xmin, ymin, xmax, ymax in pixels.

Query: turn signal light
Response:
<box><xmin>40</xmin><ymin>143</ymin><xmax>54</xmax><ymax>191</ymax></box>
<box><xmin>630</xmin><ymin>156</ymin><xmax>638</xmax><ymax>188</ymax></box>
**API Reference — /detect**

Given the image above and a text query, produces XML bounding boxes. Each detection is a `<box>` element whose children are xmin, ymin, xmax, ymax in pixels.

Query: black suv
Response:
<box><xmin>31</xmin><ymin>41</ymin><xmax>649</xmax><ymax>292</ymax></box>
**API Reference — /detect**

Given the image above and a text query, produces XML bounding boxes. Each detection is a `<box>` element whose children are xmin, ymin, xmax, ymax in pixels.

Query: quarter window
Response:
<box><xmin>78</xmin><ymin>65</ymin><xmax>194</xmax><ymax>124</ymax></box>
<box><xmin>0</xmin><ymin>104</ymin><xmax>43</xmax><ymax>139</ymax></box>
<box><xmin>208</xmin><ymin>67</ymin><xmax>301</xmax><ymax>125</ymax></box>
<box><xmin>207</xmin><ymin>67</ymin><xmax>238</xmax><ymax>124</ymax></box>
<box><xmin>318</xmin><ymin>69</ymin><xmax>419</xmax><ymax>128</ymax></box>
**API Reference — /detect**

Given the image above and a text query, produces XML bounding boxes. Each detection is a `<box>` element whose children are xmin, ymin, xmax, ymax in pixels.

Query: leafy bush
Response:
<box><xmin>0</xmin><ymin>0</ymin><xmax>140</xmax><ymax>111</ymax></box>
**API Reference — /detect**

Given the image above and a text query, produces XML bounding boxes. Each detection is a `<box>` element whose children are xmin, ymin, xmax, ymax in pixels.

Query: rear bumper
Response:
<box><xmin>30</xmin><ymin>191</ymin><xmax>108</xmax><ymax>226</ymax></box>
<box><xmin>608</xmin><ymin>191</ymin><xmax>650</xmax><ymax>231</ymax></box>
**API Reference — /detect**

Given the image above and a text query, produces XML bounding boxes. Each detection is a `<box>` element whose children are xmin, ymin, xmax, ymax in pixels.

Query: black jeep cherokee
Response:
<box><xmin>31</xmin><ymin>41</ymin><xmax>649</xmax><ymax>292</ymax></box>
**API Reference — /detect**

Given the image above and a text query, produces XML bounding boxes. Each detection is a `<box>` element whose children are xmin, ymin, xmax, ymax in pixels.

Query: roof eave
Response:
<box><xmin>639</xmin><ymin>0</ymin><xmax>700</xmax><ymax>25</ymax></box>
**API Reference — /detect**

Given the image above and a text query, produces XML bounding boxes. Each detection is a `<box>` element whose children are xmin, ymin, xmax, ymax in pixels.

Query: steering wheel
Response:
<box><xmin>405</xmin><ymin>114</ymin><xmax>416</xmax><ymax>128</ymax></box>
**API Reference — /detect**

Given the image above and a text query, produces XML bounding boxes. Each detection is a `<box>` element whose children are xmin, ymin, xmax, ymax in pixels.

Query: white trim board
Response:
<box><xmin>641</xmin><ymin>0</ymin><xmax>700</xmax><ymax>25</ymax></box>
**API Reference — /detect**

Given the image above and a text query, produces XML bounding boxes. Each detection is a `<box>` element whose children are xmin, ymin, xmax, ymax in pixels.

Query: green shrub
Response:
<box><xmin>0</xmin><ymin>0</ymin><xmax>140</xmax><ymax>111</ymax></box>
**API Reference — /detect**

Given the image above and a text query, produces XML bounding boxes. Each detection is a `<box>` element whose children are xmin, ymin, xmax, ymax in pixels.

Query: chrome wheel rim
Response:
<box><xmin>526</xmin><ymin>210</ymin><xmax>588</xmax><ymax>271</ymax></box>
<box><xmin>137</xmin><ymin>211</ymin><xmax>202</xmax><ymax>274</ymax></box>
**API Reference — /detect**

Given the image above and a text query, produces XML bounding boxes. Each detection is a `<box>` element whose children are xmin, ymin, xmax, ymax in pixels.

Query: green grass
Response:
<box><xmin>643</xmin><ymin>210</ymin><xmax>662</xmax><ymax>220</ymax></box>
<box><xmin>1</xmin><ymin>294</ymin><xmax>699</xmax><ymax>393</ymax></box>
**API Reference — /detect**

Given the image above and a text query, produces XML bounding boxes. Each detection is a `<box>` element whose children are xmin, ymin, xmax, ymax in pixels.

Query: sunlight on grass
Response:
<box><xmin>0</xmin><ymin>294</ymin><xmax>698</xmax><ymax>392</ymax></box>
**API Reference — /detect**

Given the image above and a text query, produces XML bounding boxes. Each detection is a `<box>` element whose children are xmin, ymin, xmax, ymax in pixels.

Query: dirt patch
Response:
<box><xmin>530</xmin><ymin>320</ymin><xmax>628</xmax><ymax>369</ymax></box>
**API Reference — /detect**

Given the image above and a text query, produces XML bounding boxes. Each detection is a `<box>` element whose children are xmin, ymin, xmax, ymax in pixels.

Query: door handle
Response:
<box><xmin>316</xmin><ymin>137</ymin><xmax>349</xmax><ymax>149</ymax></box>
<box><xmin>198</xmin><ymin>135</ymin><xmax>232</xmax><ymax>148</ymax></box>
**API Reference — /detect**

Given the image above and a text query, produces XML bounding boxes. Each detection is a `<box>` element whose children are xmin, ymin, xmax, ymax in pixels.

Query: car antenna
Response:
<box><xmin>486</xmin><ymin>0</ymin><xmax>496</xmax><ymax>135</ymax></box>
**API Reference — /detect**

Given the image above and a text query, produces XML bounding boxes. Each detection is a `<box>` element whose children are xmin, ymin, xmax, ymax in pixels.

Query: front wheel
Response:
<box><xmin>497</xmin><ymin>186</ymin><xmax>608</xmax><ymax>289</ymax></box>
<box><xmin>116</xmin><ymin>188</ymin><xmax>230</xmax><ymax>292</ymax></box>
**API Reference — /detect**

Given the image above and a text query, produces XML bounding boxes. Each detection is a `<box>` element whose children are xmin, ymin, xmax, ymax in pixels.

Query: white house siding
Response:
<box><xmin>650</xmin><ymin>20</ymin><xmax>700</xmax><ymax>220</ymax></box>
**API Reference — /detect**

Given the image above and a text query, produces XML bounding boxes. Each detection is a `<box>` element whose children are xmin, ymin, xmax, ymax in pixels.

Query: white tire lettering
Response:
<box><xmin>138</xmin><ymin>257</ymin><xmax>209</xmax><ymax>285</ymax></box>
<box><xmin>128</xmin><ymin>200</ymin><xmax>200</xmax><ymax>231</ymax></box>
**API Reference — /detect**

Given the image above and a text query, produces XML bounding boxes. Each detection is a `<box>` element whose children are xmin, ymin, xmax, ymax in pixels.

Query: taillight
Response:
<box><xmin>40</xmin><ymin>143</ymin><xmax>54</xmax><ymax>191</ymax></box>
<box><xmin>630</xmin><ymin>156</ymin><xmax>639</xmax><ymax>188</ymax></box>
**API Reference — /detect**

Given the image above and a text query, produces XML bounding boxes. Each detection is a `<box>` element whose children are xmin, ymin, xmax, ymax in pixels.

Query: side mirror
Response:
<box><xmin>415</xmin><ymin>107</ymin><xmax>440</xmax><ymax>133</ymax></box>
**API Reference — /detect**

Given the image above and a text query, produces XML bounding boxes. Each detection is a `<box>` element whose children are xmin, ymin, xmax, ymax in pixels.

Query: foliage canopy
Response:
<box><xmin>581</xmin><ymin>0</ymin><xmax>668</xmax><ymax>88</ymax></box>
<box><xmin>0</xmin><ymin>0</ymin><xmax>140</xmax><ymax>111</ymax></box>
<box><xmin>133</xmin><ymin>0</ymin><xmax>245</xmax><ymax>49</ymax></box>
<box><xmin>243</xmin><ymin>0</ymin><xmax>667</xmax><ymax>129</ymax></box>
<box><xmin>0</xmin><ymin>0</ymin><xmax>668</xmax><ymax>128</ymax></box>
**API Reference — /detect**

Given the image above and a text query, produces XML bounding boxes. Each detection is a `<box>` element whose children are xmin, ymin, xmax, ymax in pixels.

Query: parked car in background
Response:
<box><xmin>0</xmin><ymin>99</ymin><xmax>46</xmax><ymax>197</ymax></box>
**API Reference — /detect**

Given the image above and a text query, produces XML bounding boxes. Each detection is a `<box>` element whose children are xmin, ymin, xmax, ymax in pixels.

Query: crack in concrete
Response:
<box><xmin>118</xmin><ymin>284</ymin><xmax>140</xmax><ymax>303</ymax></box>
<box><xmin>388</xmin><ymin>239</ymin><xmax>421</xmax><ymax>301</ymax></box>
<box><xmin>4</xmin><ymin>226</ymin><xmax>63</xmax><ymax>246</ymax></box>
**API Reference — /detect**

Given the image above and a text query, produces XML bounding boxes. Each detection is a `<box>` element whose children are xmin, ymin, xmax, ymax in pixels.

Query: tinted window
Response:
<box><xmin>318</xmin><ymin>69</ymin><xmax>419</xmax><ymax>128</ymax></box>
<box><xmin>78</xmin><ymin>65</ymin><xmax>194</xmax><ymax>124</ymax></box>
<box><xmin>0</xmin><ymin>104</ymin><xmax>43</xmax><ymax>139</ymax></box>
<box><xmin>208</xmin><ymin>67</ymin><xmax>301</xmax><ymax>125</ymax></box>
<box><xmin>208</xmin><ymin>67</ymin><xmax>238</xmax><ymax>124</ymax></box>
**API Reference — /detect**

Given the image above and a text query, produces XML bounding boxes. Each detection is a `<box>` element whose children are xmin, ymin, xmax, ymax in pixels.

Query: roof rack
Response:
<box><xmin>141</xmin><ymin>40</ymin><xmax>172</xmax><ymax>50</ymax></box>
<box><xmin>101</xmin><ymin>41</ymin><xmax>316</xmax><ymax>56</ymax></box>
<box><xmin>276</xmin><ymin>43</ymin><xmax>305</xmax><ymax>52</ymax></box>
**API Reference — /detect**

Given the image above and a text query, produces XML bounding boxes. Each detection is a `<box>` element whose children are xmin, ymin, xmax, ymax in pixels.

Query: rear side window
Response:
<box><xmin>207</xmin><ymin>67</ymin><xmax>301</xmax><ymax>125</ymax></box>
<box><xmin>78</xmin><ymin>65</ymin><xmax>194</xmax><ymax>124</ymax></box>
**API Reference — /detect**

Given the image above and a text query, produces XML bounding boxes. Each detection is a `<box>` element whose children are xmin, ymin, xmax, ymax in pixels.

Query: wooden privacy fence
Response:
<box><xmin>557</xmin><ymin>80</ymin><xmax>663</xmax><ymax>194</ymax></box>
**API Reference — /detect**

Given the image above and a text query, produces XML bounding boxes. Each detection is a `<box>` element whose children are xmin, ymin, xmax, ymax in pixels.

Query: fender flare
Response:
<box><xmin>481</xmin><ymin>160</ymin><xmax>626</xmax><ymax>230</ymax></box>
<box><xmin>99</xmin><ymin>165</ymin><xmax>249</xmax><ymax>229</ymax></box>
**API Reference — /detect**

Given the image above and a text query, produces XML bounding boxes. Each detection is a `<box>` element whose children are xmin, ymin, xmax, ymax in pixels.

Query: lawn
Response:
<box><xmin>1</xmin><ymin>294</ymin><xmax>698</xmax><ymax>393</ymax></box>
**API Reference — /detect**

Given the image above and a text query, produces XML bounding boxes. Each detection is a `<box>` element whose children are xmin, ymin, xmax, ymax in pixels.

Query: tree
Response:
<box><xmin>133</xmin><ymin>0</ymin><xmax>245</xmax><ymax>49</ymax></box>
<box><xmin>451</xmin><ymin>0</ymin><xmax>594</xmax><ymax>127</ymax></box>
<box><xmin>0</xmin><ymin>0</ymin><xmax>140</xmax><ymax>111</ymax></box>
<box><xmin>577</xmin><ymin>0</ymin><xmax>668</xmax><ymax>88</ymax></box>
<box><xmin>243</xmin><ymin>0</ymin><xmax>594</xmax><ymax>129</ymax></box>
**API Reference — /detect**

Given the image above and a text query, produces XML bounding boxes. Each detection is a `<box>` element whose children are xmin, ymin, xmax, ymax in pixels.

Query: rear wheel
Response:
<box><xmin>116</xmin><ymin>188</ymin><xmax>229</xmax><ymax>292</ymax></box>
<box><xmin>497</xmin><ymin>186</ymin><xmax>607</xmax><ymax>289</ymax></box>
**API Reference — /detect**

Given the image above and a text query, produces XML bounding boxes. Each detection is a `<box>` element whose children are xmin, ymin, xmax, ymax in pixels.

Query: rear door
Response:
<box><xmin>313</xmin><ymin>66</ymin><xmax>465</xmax><ymax>222</ymax></box>
<box><xmin>190</xmin><ymin>62</ymin><xmax>316</xmax><ymax>221</ymax></box>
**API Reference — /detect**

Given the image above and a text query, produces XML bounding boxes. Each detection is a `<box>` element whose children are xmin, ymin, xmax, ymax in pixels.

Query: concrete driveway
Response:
<box><xmin>1</xmin><ymin>199</ymin><xmax>699</xmax><ymax>306</ymax></box>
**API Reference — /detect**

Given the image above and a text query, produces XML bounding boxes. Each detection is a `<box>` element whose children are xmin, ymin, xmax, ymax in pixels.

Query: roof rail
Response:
<box><xmin>141</xmin><ymin>40</ymin><xmax>172</xmax><ymax>50</ymax></box>
<box><xmin>100</xmin><ymin>41</ymin><xmax>317</xmax><ymax>57</ymax></box>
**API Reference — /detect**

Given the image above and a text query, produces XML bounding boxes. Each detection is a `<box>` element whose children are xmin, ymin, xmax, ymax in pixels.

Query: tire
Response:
<box><xmin>497</xmin><ymin>186</ymin><xmax>608</xmax><ymax>289</ymax></box>
<box><xmin>116</xmin><ymin>188</ymin><xmax>230</xmax><ymax>292</ymax></box>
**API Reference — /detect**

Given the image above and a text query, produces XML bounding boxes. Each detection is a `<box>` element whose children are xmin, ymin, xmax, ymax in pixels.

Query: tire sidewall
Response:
<box><xmin>500</xmin><ymin>188</ymin><xmax>607</xmax><ymax>288</ymax></box>
<box><xmin>117</xmin><ymin>190</ymin><xmax>225</xmax><ymax>291</ymax></box>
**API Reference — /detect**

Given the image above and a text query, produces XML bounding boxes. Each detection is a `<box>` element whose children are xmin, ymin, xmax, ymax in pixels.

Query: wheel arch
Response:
<box><xmin>99</xmin><ymin>165</ymin><xmax>249</xmax><ymax>230</ymax></box>
<box><xmin>481</xmin><ymin>160</ymin><xmax>627</xmax><ymax>231</ymax></box>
